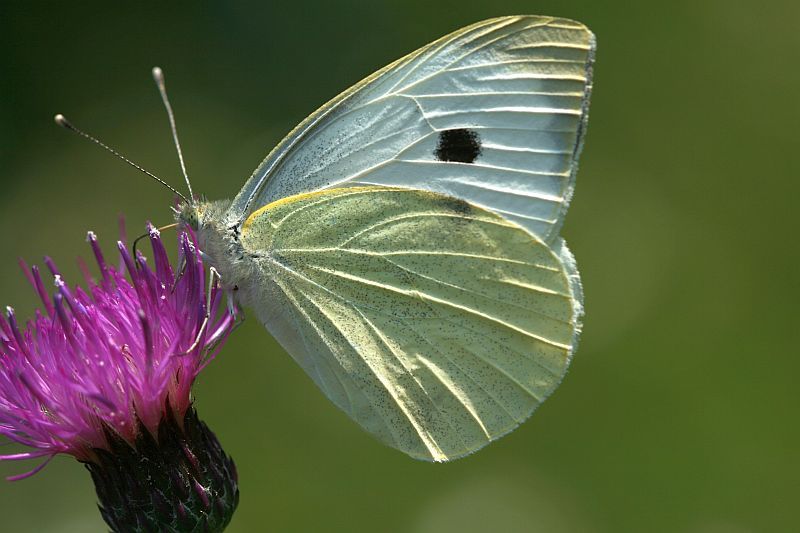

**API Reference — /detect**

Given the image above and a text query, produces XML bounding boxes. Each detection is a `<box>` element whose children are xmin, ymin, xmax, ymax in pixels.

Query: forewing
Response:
<box><xmin>229</xmin><ymin>16</ymin><xmax>595</xmax><ymax>244</ymax></box>
<box><xmin>239</xmin><ymin>187</ymin><xmax>582</xmax><ymax>461</ymax></box>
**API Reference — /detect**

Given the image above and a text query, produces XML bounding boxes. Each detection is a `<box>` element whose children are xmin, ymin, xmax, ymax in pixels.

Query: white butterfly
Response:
<box><xmin>69</xmin><ymin>15</ymin><xmax>595</xmax><ymax>461</ymax></box>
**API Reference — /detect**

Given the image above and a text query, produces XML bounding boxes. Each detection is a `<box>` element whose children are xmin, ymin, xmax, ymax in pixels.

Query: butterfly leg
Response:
<box><xmin>179</xmin><ymin>266</ymin><xmax>221</xmax><ymax>356</ymax></box>
<box><xmin>227</xmin><ymin>286</ymin><xmax>246</xmax><ymax>335</ymax></box>
<box><xmin>170</xmin><ymin>254</ymin><xmax>188</xmax><ymax>293</ymax></box>
<box><xmin>171</xmin><ymin>250</ymin><xmax>214</xmax><ymax>294</ymax></box>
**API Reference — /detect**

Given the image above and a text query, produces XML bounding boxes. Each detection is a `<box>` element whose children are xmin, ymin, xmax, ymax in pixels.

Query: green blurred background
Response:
<box><xmin>1</xmin><ymin>1</ymin><xmax>798</xmax><ymax>532</ymax></box>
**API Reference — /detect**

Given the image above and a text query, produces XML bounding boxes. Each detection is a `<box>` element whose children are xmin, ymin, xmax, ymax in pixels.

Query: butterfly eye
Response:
<box><xmin>178</xmin><ymin>208</ymin><xmax>200</xmax><ymax>230</ymax></box>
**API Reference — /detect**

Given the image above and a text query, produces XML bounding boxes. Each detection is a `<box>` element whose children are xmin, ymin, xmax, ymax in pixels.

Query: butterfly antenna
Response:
<box><xmin>152</xmin><ymin>66</ymin><xmax>195</xmax><ymax>203</ymax></box>
<box><xmin>54</xmin><ymin>114</ymin><xmax>189</xmax><ymax>203</ymax></box>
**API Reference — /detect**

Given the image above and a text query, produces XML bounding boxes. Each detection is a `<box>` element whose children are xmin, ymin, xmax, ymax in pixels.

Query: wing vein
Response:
<box><xmin>354</xmin><ymin>307</ymin><xmax>474</xmax><ymax>449</ymax></box>
<box><xmin>300</xmin><ymin>264</ymin><xmax>570</xmax><ymax>350</ymax></box>
<box><xmin>381</xmin><ymin>255</ymin><xmax>571</xmax><ymax>322</ymax></box>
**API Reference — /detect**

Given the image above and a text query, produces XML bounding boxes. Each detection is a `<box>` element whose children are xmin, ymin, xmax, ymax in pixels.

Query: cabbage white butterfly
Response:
<box><xmin>64</xmin><ymin>16</ymin><xmax>594</xmax><ymax>461</ymax></box>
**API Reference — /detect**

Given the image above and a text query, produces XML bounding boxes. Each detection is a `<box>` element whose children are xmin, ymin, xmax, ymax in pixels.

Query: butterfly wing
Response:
<box><xmin>238</xmin><ymin>187</ymin><xmax>582</xmax><ymax>461</ymax></box>
<box><xmin>228</xmin><ymin>15</ymin><xmax>595</xmax><ymax>244</ymax></box>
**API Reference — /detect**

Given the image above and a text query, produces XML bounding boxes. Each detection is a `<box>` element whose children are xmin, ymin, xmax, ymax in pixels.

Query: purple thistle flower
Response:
<box><xmin>0</xmin><ymin>223</ymin><xmax>239</xmax><ymax>532</ymax></box>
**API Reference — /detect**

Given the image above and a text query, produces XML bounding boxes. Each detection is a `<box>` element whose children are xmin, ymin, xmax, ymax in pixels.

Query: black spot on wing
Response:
<box><xmin>434</xmin><ymin>129</ymin><xmax>481</xmax><ymax>163</ymax></box>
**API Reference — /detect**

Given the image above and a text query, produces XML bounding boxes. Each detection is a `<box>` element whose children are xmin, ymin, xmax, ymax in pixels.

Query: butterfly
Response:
<box><xmin>69</xmin><ymin>15</ymin><xmax>595</xmax><ymax>462</ymax></box>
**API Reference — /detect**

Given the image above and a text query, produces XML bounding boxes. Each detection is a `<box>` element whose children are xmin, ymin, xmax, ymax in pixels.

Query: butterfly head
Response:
<box><xmin>175</xmin><ymin>199</ymin><xmax>231</xmax><ymax>231</ymax></box>
<box><xmin>176</xmin><ymin>201</ymin><xmax>203</xmax><ymax>231</ymax></box>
